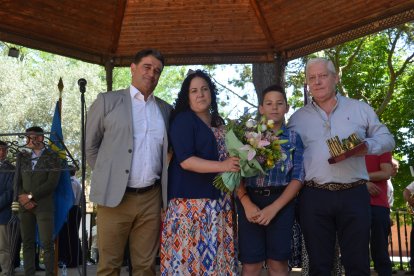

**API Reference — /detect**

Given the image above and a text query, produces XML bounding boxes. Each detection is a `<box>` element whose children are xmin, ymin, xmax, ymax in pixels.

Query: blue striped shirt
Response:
<box><xmin>245</xmin><ymin>125</ymin><xmax>305</xmax><ymax>188</ymax></box>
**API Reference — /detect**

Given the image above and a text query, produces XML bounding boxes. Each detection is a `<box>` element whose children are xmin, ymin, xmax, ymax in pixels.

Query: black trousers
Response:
<box><xmin>299</xmin><ymin>184</ymin><xmax>371</xmax><ymax>276</ymax></box>
<box><xmin>370</xmin><ymin>205</ymin><xmax>392</xmax><ymax>276</ymax></box>
<box><xmin>58</xmin><ymin>205</ymin><xmax>82</xmax><ymax>267</ymax></box>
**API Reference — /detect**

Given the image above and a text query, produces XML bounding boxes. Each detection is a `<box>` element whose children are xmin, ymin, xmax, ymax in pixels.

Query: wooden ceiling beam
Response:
<box><xmin>110</xmin><ymin>0</ymin><xmax>127</xmax><ymax>54</ymax></box>
<box><xmin>249</xmin><ymin>0</ymin><xmax>275</xmax><ymax>51</ymax></box>
<box><xmin>285</xmin><ymin>8</ymin><xmax>414</xmax><ymax>61</ymax></box>
<box><xmin>0</xmin><ymin>29</ymin><xmax>107</xmax><ymax>65</ymax></box>
<box><xmin>1</xmin><ymin>0</ymin><xmax>413</xmax><ymax>66</ymax></box>
<box><xmin>113</xmin><ymin>52</ymin><xmax>275</xmax><ymax>66</ymax></box>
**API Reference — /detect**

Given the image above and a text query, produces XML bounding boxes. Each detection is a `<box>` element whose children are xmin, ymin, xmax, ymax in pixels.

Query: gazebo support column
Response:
<box><xmin>105</xmin><ymin>59</ymin><xmax>114</xmax><ymax>92</ymax></box>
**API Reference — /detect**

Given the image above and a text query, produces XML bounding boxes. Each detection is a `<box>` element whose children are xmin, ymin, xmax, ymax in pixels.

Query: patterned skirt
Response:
<box><xmin>160</xmin><ymin>193</ymin><xmax>238</xmax><ymax>276</ymax></box>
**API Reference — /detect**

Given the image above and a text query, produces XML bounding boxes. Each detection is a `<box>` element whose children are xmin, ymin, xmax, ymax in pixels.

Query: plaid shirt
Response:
<box><xmin>245</xmin><ymin>125</ymin><xmax>305</xmax><ymax>188</ymax></box>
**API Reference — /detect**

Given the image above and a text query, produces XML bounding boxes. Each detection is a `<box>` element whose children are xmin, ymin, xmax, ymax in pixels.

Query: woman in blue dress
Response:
<box><xmin>160</xmin><ymin>70</ymin><xmax>240</xmax><ymax>275</ymax></box>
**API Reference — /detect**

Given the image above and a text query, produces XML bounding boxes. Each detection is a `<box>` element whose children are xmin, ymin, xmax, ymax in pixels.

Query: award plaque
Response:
<box><xmin>326</xmin><ymin>133</ymin><xmax>366</xmax><ymax>164</ymax></box>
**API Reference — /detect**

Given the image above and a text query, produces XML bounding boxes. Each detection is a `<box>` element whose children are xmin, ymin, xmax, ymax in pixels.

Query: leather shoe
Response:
<box><xmin>36</xmin><ymin>266</ymin><xmax>45</xmax><ymax>271</ymax></box>
<box><xmin>405</xmin><ymin>271</ymin><xmax>414</xmax><ymax>275</ymax></box>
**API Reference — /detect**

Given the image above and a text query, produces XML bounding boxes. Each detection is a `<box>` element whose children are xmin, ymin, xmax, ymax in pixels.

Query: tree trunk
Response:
<box><xmin>252</xmin><ymin>55</ymin><xmax>286</xmax><ymax>105</ymax></box>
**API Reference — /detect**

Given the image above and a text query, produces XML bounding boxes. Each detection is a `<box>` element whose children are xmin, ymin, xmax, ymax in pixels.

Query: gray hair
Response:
<box><xmin>306</xmin><ymin>58</ymin><xmax>336</xmax><ymax>78</ymax></box>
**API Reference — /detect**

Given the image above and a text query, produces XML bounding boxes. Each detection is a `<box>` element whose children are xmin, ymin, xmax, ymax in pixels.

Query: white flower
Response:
<box><xmin>246</xmin><ymin>120</ymin><xmax>255</xmax><ymax>128</ymax></box>
<box><xmin>267</xmin><ymin>120</ymin><xmax>275</xmax><ymax>129</ymax></box>
<box><xmin>246</xmin><ymin>132</ymin><xmax>270</xmax><ymax>149</ymax></box>
<box><xmin>240</xmin><ymin>144</ymin><xmax>256</xmax><ymax>161</ymax></box>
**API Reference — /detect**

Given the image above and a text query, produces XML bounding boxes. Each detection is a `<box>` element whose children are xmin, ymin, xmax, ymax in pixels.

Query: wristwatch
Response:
<box><xmin>28</xmin><ymin>193</ymin><xmax>33</xmax><ymax>200</ymax></box>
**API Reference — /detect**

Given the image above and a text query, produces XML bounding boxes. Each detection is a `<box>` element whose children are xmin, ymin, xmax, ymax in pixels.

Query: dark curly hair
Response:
<box><xmin>170</xmin><ymin>70</ymin><xmax>224</xmax><ymax>127</ymax></box>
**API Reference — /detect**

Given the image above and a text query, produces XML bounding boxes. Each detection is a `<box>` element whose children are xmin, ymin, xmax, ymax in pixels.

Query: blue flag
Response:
<box><xmin>49</xmin><ymin>101</ymin><xmax>75</xmax><ymax>239</ymax></box>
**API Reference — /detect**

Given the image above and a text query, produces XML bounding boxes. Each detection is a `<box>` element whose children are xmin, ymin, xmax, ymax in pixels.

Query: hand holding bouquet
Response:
<box><xmin>214</xmin><ymin>114</ymin><xmax>288</xmax><ymax>192</ymax></box>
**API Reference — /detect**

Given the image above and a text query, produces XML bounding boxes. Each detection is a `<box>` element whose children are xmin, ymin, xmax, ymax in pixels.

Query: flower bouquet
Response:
<box><xmin>214</xmin><ymin>114</ymin><xmax>288</xmax><ymax>192</ymax></box>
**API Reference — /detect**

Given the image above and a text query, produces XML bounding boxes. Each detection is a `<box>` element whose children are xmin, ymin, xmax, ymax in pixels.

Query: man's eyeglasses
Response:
<box><xmin>307</xmin><ymin>73</ymin><xmax>330</xmax><ymax>84</ymax></box>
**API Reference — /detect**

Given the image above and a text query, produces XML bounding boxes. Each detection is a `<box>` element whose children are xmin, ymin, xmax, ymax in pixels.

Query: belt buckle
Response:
<box><xmin>262</xmin><ymin>189</ymin><xmax>271</xmax><ymax>196</ymax></box>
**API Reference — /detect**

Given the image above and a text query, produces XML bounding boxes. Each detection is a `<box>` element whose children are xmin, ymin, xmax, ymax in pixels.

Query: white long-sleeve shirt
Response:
<box><xmin>128</xmin><ymin>85</ymin><xmax>165</xmax><ymax>188</ymax></box>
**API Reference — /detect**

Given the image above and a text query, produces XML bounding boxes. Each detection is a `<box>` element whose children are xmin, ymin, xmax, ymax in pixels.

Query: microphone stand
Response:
<box><xmin>78</xmin><ymin>78</ymin><xmax>88</xmax><ymax>276</ymax></box>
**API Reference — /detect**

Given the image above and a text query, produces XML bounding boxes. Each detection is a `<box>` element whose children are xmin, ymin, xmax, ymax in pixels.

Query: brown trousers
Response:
<box><xmin>96</xmin><ymin>185</ymin><xmax>161</xmax><ymax>276</ymax></box>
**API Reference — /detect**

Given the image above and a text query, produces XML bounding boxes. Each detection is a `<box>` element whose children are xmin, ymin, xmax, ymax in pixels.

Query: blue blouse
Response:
<box><xmin>245</xmin><ymin>125</ymin><xmax>305</xmax><ymax>188</ymax></box>
<box><xmin>168</xmin><ymin>110</ymin><xmax>221</xmax><ymax>200</ymax></box>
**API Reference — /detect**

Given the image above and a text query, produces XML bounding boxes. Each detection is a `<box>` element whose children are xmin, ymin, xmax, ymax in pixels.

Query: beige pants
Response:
<box><xmin>96</xmin><ymin>185</ymin><xmax>161</xmax><ymax>276</ymax></box>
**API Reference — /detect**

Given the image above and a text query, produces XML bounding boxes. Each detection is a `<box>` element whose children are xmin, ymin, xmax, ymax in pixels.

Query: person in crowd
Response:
<box><xmin>365</xmin><ymin>152</ymin><xmax>393</xmax><ymax>275</ymax></box>
<box><xmin>86</xmin><ymin>49</ymin><xmax>172</xmax><ymax>275</ymax></box>
<box><xmin>235</xmin><ymin>84</ymin><xmax>304</xmax><ymax>276</ymax></box>
<box><xmin>288</xmin><ymin>57</ymin><xmax>395</xmax><ymax>275</ymax></box>
<box><xmin>388</xmin><ymin>158</ymin><xmax>399</xmax><ymax>273</ymax></box>
<box><xmin>403</xmin><ymin>180</ymin><xmax>414</xmax><ymax>274</ymax></box>
<box><xmin>18</xmin><ymin>126</ymin><xmax>61</xmax><ymax>276</ymax></box>
<box><xmin>58</xmin><ymin>166</ymin><xmax>82</xmax><ymax>267</ymax></box>
<box><xmin>35</xmin><ymin>244</ymin><xmax>44</xmax><ymax>271</ymax></box>
<box><xmin>90</xmin><ymin>218</ymin><xmax>98</xmax><ymax>264</ymax></box>
<box><xmin>387</xmin><ymin>158</ymin><xmax>399</xmax><ymax>208</ymax></box>
<box><xmin>0</xmin><ymin>141</ymin><xmax>14</xmax><ymax>276</ymax></box>
<box><xmin>160</xmin><ymin>69</ymin><xmax>240</xmax><ymax>275</ymax></box>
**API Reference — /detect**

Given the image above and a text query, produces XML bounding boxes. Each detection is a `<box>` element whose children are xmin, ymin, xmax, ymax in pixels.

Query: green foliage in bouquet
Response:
<box><xmin>214</xmin><ymin>114</ymin><xmax>288</xmax><ymax>192</ymax></box>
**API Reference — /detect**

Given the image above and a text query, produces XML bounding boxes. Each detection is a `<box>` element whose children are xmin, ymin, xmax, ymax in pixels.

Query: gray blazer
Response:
<box><xmin>85</xmin><ymin>88</ymin><xmax>172</xmax><ymax>208</ymax></box>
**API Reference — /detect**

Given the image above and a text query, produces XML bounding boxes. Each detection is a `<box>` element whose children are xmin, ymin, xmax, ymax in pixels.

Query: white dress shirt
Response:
<box><xmin>406</xmin><ymin>181</ymin><xmax>414</xmax><ymax>194</ymax></box>
<box><xmin>387</xmin><ymin>179</ymin><xmax>394</xmax><ymax>207</ymax></box>
<box><xmin>71</xmin><ymin>176</ymin><xmax>82</xmax><ymax>205</ymax></box>
<box><xmin>31</xmin><ymin>148</ymin><xmax>45</xmax><ymax>170</ymax></box>
<box><xmin>128</xmin><ymin>85</ymin><xmax>165</xmax><ymax>188</ymax></box>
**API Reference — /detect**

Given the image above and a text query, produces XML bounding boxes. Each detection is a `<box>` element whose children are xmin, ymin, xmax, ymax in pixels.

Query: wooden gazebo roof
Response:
<box><xmin>0</xmin><ymin>0</ymin><xmax>413</xmax><ymax>66</ymax></box>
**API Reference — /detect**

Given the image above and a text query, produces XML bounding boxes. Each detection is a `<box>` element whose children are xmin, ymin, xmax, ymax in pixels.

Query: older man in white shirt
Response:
<box><xmin>289</xmin><ymin>58</ymin><xmax>394</xmax><ymax>276</ymax></box>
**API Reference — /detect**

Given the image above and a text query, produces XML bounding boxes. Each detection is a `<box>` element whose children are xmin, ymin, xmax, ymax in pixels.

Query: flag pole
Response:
<box><xmin>54</xmin><ymin>77</ymin><xmax>64</xmax><ymax>275</ymax></box>
<box><xmin>58</xmin><ymin>77</ymin><xmax>63</xmax><ymax>115</ymax></box>
<box><xmin>78</xmin><ymin>78</ymin><xmax>88</xmax><ymax>276</ymax></box>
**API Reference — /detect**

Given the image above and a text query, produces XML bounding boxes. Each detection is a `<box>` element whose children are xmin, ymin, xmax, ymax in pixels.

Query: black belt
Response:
<box><xmin>304</xmin><ymin>179</ymin><xmax>366</xmax><ymax>191</ymax></box>
<box><xmin>126</xmin><ymin>180</ymin><xmax>160</xmax><ymax>194</ymax></box>
<box><xmin>247</xmin><ymin>186</ymin><xmax>286</xmax><ymax>197</ymax></box>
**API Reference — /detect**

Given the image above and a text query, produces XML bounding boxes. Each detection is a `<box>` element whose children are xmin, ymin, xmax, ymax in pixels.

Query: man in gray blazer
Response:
<box><xmin>86</xmin><ymin>49</ymin><xmax>172</xmax><ymax>276</ymax></box>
